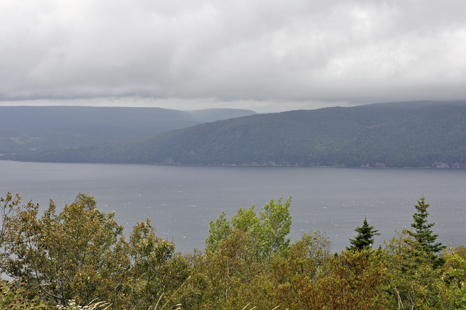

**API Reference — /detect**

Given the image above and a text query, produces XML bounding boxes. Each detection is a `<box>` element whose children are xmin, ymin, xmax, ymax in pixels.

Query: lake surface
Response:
<box><xmin>1</xmin><ymin>160</ymin><xmax>465</xmax><ymax>253</ymax></box>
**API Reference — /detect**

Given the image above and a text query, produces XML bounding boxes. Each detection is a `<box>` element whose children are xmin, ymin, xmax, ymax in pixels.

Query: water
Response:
<box><xmin>1</xmin><ymin>160</ymin><xmax>465</xmax><ymax>253</ymax></box>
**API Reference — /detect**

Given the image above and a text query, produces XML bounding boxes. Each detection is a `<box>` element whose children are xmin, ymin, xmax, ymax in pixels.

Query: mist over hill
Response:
<box><xmin>185</xmin><ymin>108</ymin><xmax>256</xmax><ymax>122</ymax></box>
<box><xmin>6</xmin><ymin>101</ymin><xmax>466</xmax><ymax>168</ymax></box>
<box><xmin>363</xmin><ymin>100</ymin><xmax>466</xmax><ymax>109</ymax></box>
<box><xmin>0</xmin><ymin>106</ymin><xmax>255</xmax><ymax>154</ymax></box>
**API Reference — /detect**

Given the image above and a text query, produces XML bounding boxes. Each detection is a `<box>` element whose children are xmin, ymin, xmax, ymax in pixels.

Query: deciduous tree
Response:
<box><xmin>0</xmin><ymin>193</ymin><xmax>128</xmax><ymax>306</ymax></box>
<box><xmin>205</xmin><ymin>197</ymin><xmax>292</xmax><ymax>260</ymax></box>
<box><xmin>0</xmin><ymin>193</ymin><xmax>187</xmax><ymax>309</ymax></box>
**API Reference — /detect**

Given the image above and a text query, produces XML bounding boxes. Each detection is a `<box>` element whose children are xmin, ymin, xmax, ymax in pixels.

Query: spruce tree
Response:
<box><xmin>348</xmin><ymin>217</ymin><xmax>380</xmax><ymax>251</ymax></box>
<box><xmin>407</xmin><ymin>197</ymin><xmax>446</xmax><ymax>267</ymax></box>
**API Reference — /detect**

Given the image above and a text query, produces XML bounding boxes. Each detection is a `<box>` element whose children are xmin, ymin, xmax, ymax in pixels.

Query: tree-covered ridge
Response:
<box><xmin>0</xmin><ymin>106</ymin><xmax>255</xmax><ymax>154</ymax></box>
<box><xmin>1</xmin><ymin>191</ymin><xmax>465</xmax><ymax>309</ymax></box>
<box><xmin>9</xmin><ymin>103</ymin><xmax>466</xmax><ymax>168</ymax></box>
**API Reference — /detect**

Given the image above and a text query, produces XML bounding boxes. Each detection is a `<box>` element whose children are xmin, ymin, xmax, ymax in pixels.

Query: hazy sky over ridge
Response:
<box><xmin>1</xmin><ymin>0</ymin><xmax>466</xmax><ymax>112</ymax></box>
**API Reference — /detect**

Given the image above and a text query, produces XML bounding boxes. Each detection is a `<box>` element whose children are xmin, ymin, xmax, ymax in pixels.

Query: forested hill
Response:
<box><xmin>0</xmin><ymin>106</ymin><xmax>255</xmax><ymax>154</ymax></box>
<box><xmin>6</xmin><ymin>103</ymin><xmax>466</xmax><ymax>168</ymax></box>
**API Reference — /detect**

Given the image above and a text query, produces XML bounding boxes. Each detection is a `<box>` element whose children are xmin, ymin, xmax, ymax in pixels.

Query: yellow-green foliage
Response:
<box><xmin>443</xmin><ymin>245</ymin><xmax>466</xmax><ymax>309</ymax></box>
<box><xmin>0</xmin><ymin>193</ymin><xmax>189</xmax><ymax>309</ymax></box>
<box><xmin>0</xmin><ymin>279</ymin><xmax>47</xmax><ymax>309</ymax></box>
<box><xmin>1</xmin><ymin>192</ymin><xmax>464</xmax><ymax>310</ymax></box>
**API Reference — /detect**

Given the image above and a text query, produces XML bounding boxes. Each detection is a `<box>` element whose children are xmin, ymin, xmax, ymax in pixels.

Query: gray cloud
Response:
<box><xmin>1</xmin><ymin>0</ymin><xmax>466</xmax><ymax>111</ymax></box>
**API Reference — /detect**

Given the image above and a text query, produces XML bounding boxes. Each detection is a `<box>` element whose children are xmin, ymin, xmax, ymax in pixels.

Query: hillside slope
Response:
<box><xmin>0</xmin><ymin>106</ymin><xmax>255</xmax><ymax>154</ymax></box>
<box><xmin>7</xmin><ymin>103</ymin><xmax>466</xmax><ymax>168</ymax></box>
<box><xmin>186</xmin><ymin>108</ymin><xmax>256</xmax><ymax>122</ymax></box>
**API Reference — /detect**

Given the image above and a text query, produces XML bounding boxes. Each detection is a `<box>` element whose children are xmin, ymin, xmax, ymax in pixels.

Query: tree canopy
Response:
<box><xmin>0</xmin><ymin>193</ymin><xmax>188</xmax><ymax>309</ymax></box>
<box><xmin>348</xmin><ymin>217</ymin><xmax>380</xmax><ymax>251</ymax></box>
<box><xmin>2</xmin><ymin>192</ymin><xmax>464</xmax><ymax>310</ymax></box>
<box><xmin>205</xmin><ymin>197</ymin><xmax>292</xmax><ymax>260</ymax></box>
<box><xmin>408</xmin><ymin>197</ymin><xmax>446</xmax><ymax>267</ymax></box>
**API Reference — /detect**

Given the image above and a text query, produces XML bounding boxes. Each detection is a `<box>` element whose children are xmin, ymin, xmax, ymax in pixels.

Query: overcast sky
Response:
<box><xmin>1</xmin><ymin>0</ymin><xmax>465</xmax><ymax>112</ymax></box>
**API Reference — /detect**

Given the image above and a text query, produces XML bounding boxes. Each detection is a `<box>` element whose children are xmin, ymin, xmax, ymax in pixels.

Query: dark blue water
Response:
<box><xmin>1</xmin><ymin>160</ymin><xmax>465</xmax><ymax>253</ymax></box>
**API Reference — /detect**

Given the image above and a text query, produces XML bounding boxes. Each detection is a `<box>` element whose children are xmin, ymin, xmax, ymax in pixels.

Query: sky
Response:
<box><xmin>1</xmin><ymin>0</ymin><xmax>466</xmax><ymax>113</ymax></box>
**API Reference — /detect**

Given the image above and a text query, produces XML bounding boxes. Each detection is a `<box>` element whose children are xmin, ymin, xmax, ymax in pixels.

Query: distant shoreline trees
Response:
<box><xmin>5</xmin><ymin>104</ymin><xmax>466</xmax><ymax>169</ymax></box>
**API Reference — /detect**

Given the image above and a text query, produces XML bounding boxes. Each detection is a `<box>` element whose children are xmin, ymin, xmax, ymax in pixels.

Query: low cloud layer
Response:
<box><xmin>1</xmin><ymin>0</ymin><xmax>466</xmax><ymax>111</ymax></box>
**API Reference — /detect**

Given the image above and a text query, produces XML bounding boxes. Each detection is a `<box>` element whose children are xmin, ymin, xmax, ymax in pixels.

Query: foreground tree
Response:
<box><xmin>0</xmin><ymin>192</ymin><xmax>21</xmax><ymax>251</ymax></box>
<box><xmin>205</xmin><ymin>197</ymin><xmax>292</xmax><ymax>260</ymax></box>
<box><xmin>0</xmin><ymin>193</ymin><xmax>187</xmax><ymax>309</ymax></box>
<box><xmin>0</xmin><ymin>278</ymin><xmax>48</xmax><ymax>309</ymax></box>
<box><xmin>407</xmin><ymin>197</ymin><xmax>446</xmax><ymax>268</ymax></box>
<box><xmin>313</xmin><ymin>249</ymin><xmax>391</xmax><ymax>309</ymax></box>
<box><xmin>383</xmin><ymin>229</ymin><xmax>450</xmax><ymax>309</ymax></box>
<box><xmin>0</xmin><ymin>193</ymin><xmax>129</xmax><ymax>306</ymax></box>
<box><xmin>348</xmin><ymin>217</ymin><xmax>380</xmax><ymax>251</ymax></box>
<box><xmin>1</xmin><ymin>193</ymin><xmax>459</xmax><ymax>309</ymax></box>
<box><xmin>125</xmin><ymin>219</ymin><xmax>190</xmax><ymax>309</ymax></box>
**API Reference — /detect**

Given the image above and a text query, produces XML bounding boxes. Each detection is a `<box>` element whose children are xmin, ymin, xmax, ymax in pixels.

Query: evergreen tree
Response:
<box><xmin>407</xmin><ymin>197</ymin><xmax>446</xmax><ymax>267</ymax></box>
<box><xmin>348</xmin><ymin>217</ymin><xmax>380</xmax><ymax>251</ymax></box>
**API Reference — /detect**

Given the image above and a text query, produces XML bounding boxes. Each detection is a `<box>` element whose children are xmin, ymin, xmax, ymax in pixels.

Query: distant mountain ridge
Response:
<box><xmin>0</xmin><ymin>106</ymin><xmax>255</xmax><ymax>154</ymax></box>
<box><xmin>362</xmin><ymin>100</ymin><xmax>466</xmax><ymax>109</ymax></box>
<box><xmin>6</xmin><ymin>101</ymin><xmax>466</xmax><ymax>168</ymax></box>
<box><xmin>185</xmin><ymin>108</ymin><xmax>257</xmax><ymax>122</ymax></box>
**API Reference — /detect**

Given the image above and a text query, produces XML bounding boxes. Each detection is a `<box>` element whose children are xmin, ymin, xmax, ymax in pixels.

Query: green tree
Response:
<box><xmin>313</xmin><ymin>249</ymin><xmax>391</xmax><ymax>309</ymax></box>
<box><xmin>205</xmin><ymin>211</ymin><xmax>232</xmax><ymax>253</ymax></box>
<box><xmin>383</xmin><ymin>229</ymin><xmax>450</xmax><ymax>309</ymax></box>
<box><xmin>125</xmin><ymin>219</ymin><xmax>190</xmax><ymax>309</ymax></box>
<box><xmin>0</xmin><ymin>279</ymin><xmax>48</xmax><ymax>309</ymax></box>
<box><xmin>443</xmin><ymin>246</ymin><xmax>466</xmax><ymax>309</ymax></box>
<box><xmin>0</xmin><ymin>192</ymin><xmax>21</xmax><ymax>251</ymax></box>
<box><xmin>0</xmin><ymin>193</ymin><xmax>129</xmax><ymax>307</ymax></box>
<box><xmin>205</xmin><ymin>197</ymin><xmax>292</xmax><ymax>260</ymax></box>
<box><xmin>407</xmin><ymin>197</ymin><xmax>446</xmax><ymax>268</ymax></box>
<box><xmin>348</xmin><ymin>217</ymin><xmax>380</xmax><ymax>251</ymax></box>
<box><xmin>258</xmin><ymin>197</ymin><xmax>292</xmax><ymax>257</ymax></box>
<box><xmin>0</xmin><ymin>192</ymin><xmax>187</xmax><ymax>309</ymax></box>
